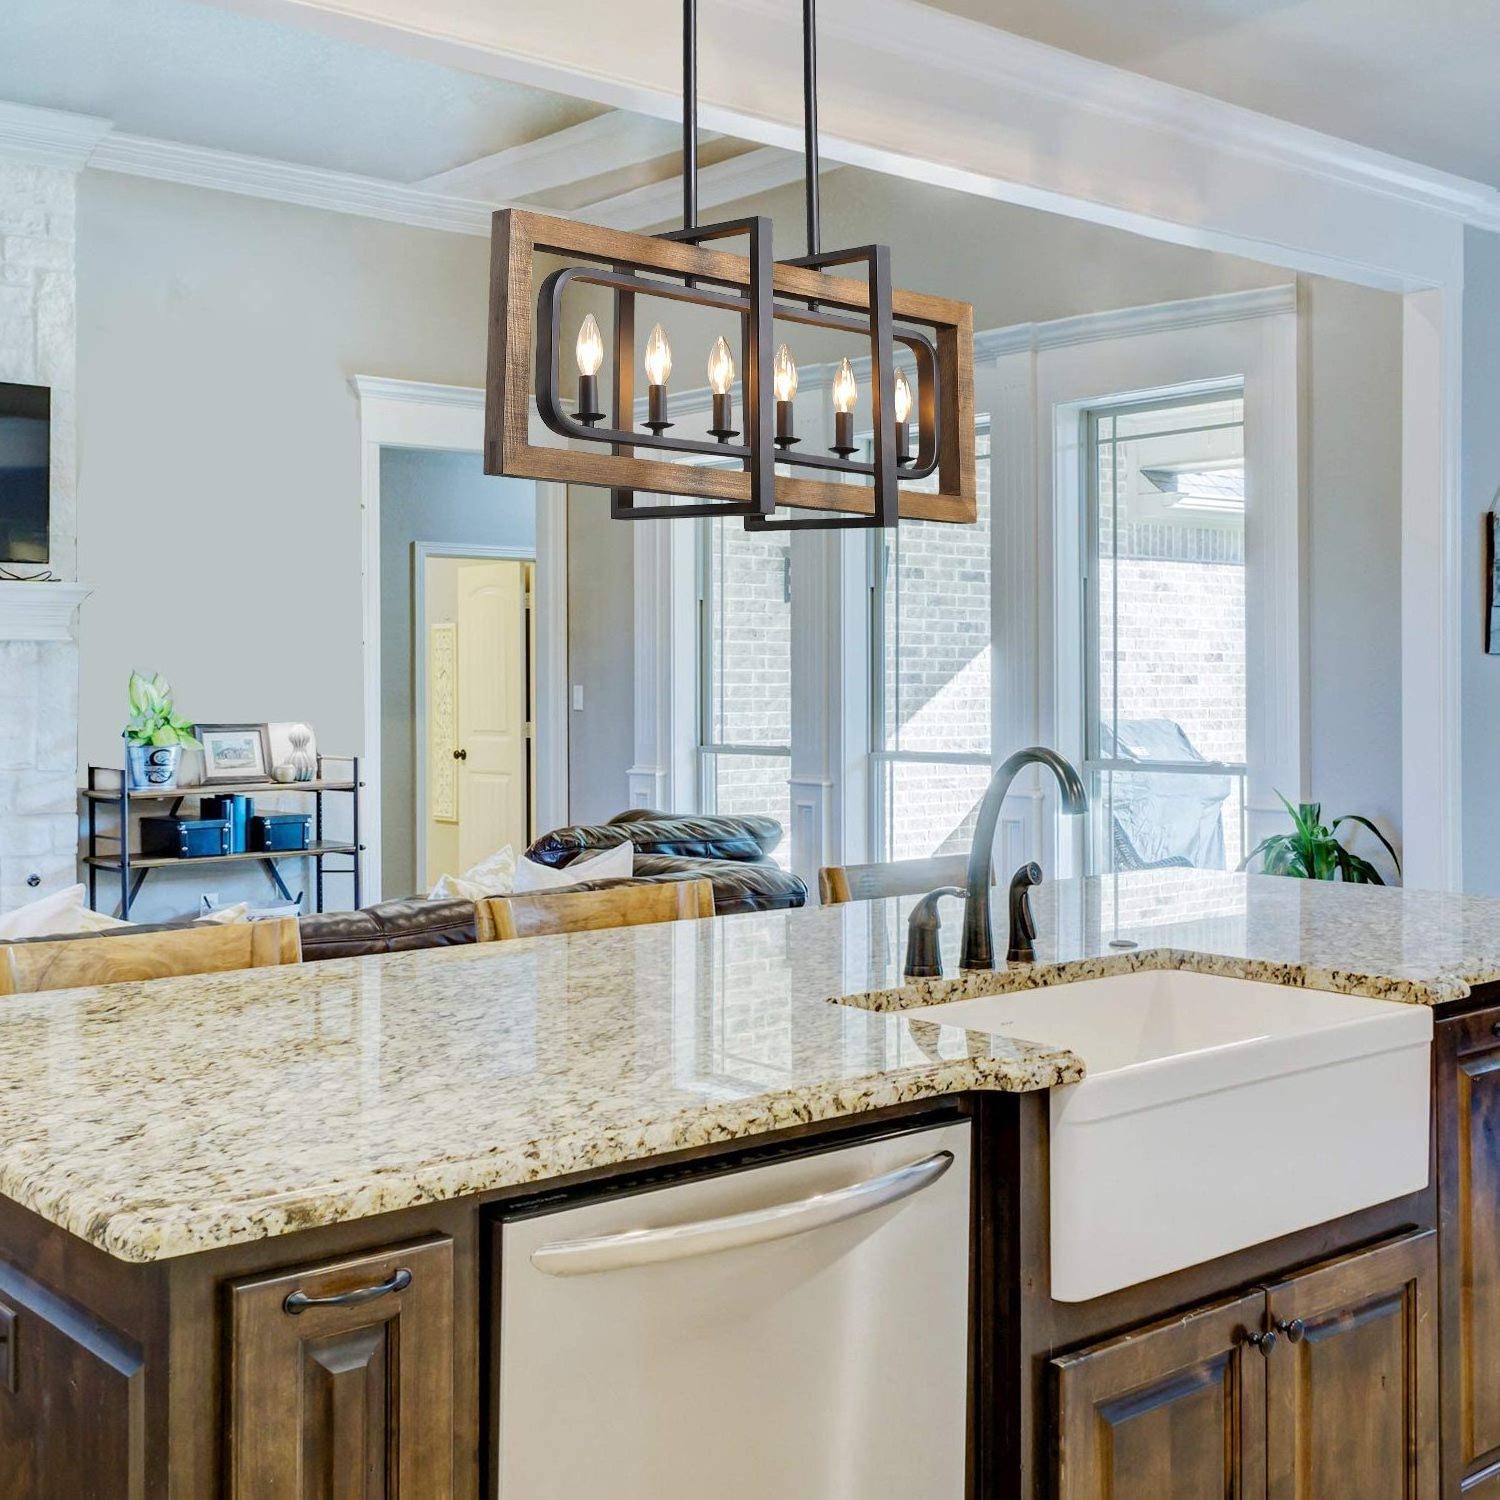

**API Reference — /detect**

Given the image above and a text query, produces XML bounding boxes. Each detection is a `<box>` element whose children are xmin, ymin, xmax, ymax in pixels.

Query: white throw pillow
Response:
<box><xmin>428</xmin><ymin>844</ymin><xmax>517</xmax><ymax>902</ymax></box>
<box><xmin>0</xmin><ymin>883</ymin><xmax>125</xmax><ymax>940</ymax></box>
<box><xmin>513</xmin><ymin>841</ymin><xmax>633</xmax><ymax>893</ymax></box>
<box><xmin>196</xmin><ymin>902</ymin><xmax>250</xmax><ymax>926</ymax></box>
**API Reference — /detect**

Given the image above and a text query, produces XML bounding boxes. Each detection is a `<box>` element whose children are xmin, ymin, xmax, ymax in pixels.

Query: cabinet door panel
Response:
<box><xmin>1265</xmin><ymin>1230</ymin><xmax>1436</xmax><ymax>1500</ymax></box>
<box><xmin>1053</xmin><ymin>1289</ymin><xmax>1268</xmax><ymax>1500</ymax></box>
<box><xmin>228</xmin><ymin>1235</ymin><xmax>453</xmax><ymax>1500</ymax></box>
<box><xmin>1440</xmin><ymin>1029</ymin><xmax>1500</xmax><ymax>1495</ymax></box>
<box><xmin>0</xmin><ymin>1262</ymin><xmax>144</xmax><ymax>1500</ymax></box>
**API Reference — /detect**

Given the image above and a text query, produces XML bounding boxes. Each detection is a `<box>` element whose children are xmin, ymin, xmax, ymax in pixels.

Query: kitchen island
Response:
<box><xmin>1</xmin><ymin>870</ymin><xmax>1498</xmax><ymax>1497</ymax></box>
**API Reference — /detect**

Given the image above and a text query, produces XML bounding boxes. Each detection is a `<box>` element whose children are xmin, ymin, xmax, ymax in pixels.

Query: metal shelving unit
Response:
<box><xmin>82</xmin><ymin>754</ymin><xmax>363</xmax><ymax>919</ymax></box>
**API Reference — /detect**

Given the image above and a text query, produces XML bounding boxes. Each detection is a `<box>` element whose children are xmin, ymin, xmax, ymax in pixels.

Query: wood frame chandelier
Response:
<box><xmin>485</xmin><ymin>0</ymin><xmax>977</xmax><ymax>530</ymax></box>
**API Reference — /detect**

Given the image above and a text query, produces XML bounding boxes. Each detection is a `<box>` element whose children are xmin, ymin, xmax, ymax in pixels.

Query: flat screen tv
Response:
<box><xmin>0</xmin><ymin>382</ymin><xmax>50</xmax><ymax>565</ymax></box>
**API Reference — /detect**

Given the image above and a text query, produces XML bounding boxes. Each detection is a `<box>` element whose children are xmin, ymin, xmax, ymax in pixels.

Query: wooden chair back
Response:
<box><xmin>475</xmin><ymin>879</ymin><xmax>716</xmax><ymax>942</ymax></box>
<box><xmin>818</xmin><ymin>854</ymin><xmax>972</xmax><ymax>905</ymax></box>
<box><xmin>0</xmin><ymin>917</ymin><xmax>303</xmax><ymax>996</ymax></box>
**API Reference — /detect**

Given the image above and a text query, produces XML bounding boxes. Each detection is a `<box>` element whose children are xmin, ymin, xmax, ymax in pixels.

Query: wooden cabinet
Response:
<box><xmin>0</xmin><ymin>1260</ymin><xmax>145</xmax><ymax>1499</ymax></box>
<box><xmin>1053</xmin><ymin>1232</ymin><xmax>1437</xmax><ymax>1500</ymax></box>
<box><xmin>226</xmin><ymin>1235</ymin><xmax>454</xmax><ymax>1500</ymax></box>
<box><xmin>1439</xmin><ymin>1007</ymin><xmax>1500</xmax><ymax>1497</ymax></box>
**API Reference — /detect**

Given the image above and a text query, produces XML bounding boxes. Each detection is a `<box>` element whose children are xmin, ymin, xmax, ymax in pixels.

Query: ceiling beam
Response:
<box><xmin>416</xmin><ymin>109</ymin><xmax>692</xmax><ymax>199</ymax></box>
<box><xmin>583</xmin><ymin>145</ymin><xmax>820</xmax><ymax>231</ymax></box>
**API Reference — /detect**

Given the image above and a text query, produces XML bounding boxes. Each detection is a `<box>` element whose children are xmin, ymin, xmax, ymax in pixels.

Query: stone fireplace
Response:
<box><xmin>0</xmin><ymin>154</ymin><xmax>85</xmax><ymax>913</ymax></box>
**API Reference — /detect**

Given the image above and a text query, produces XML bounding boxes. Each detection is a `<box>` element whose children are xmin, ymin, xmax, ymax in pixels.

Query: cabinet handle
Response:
<box><xmin>1276</xmin><ymin>1317</ymin><xmax>1306</xmax><ymax>1343</ymax></box>
<box><xmin>1241</xmin><ymin>1327</ymin><xmax>1278</xmax><ymax>1355</ymax></box>
<box><xmin>283</xmin><ymin>1266</ymin><xmax>411</xmax><ymax>1315</ymax></box>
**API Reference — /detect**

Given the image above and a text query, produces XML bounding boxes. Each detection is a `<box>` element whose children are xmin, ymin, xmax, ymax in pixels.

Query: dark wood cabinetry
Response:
<box><xmin>0</xmin><ymin>1259</ymin><xmax>145</xmax><ymax>1499</ymax></box>
<box><xmin>226</xmin><ymin>1236</ymin><xmax>454</xmax><ymax>1500</ymax></box>
<box><xmin>1053</xmin><ymin>1233</ymin><xmax>1437</xmax><ymax>1500</ymax></box>
<box><xmin>1439</xmin><ymin>1001</ymin><xmax>1500</xmax><ymax>1497</ymax></box>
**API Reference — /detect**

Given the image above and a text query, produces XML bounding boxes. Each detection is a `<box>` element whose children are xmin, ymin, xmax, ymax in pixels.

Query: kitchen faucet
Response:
<box><xmin>906</xmin><ymin>747</ymin><xmax>1089</xmax><ymax>978</ymax></box>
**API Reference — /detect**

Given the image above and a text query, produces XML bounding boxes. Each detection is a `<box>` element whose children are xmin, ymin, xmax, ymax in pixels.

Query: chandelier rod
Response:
<box><xmin>802</xmin><ymin>0</ymin><xmax>820</xmax><ymax>257</ymax></box>
<box><xmin>683</xmin><ymin>0</ymin><xmax>698</xmax><ymax>231</ymax></box>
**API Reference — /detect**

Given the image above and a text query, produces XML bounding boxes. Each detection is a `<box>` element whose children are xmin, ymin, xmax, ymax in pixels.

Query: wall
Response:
<box><xmin>0</xmin><ymin>160</ymin><xmax>80</xmax><ymax>913</ymax></box>
<box><xmin>378</xmin><ymin>446</ymin><xmax>534</xmax><ymax>900</ymax></box>
<box><xmin>74</xmin><ymin>171</ymin><xmax>490</xmax><ymax>918</ymax></box>
<box><xmin>1302</xmin><ymin>275</ymin><xmax>1404</xmax><ymax>869</ymax></box>
<box><xmin>1463</xmin><ymin>227</ymin><xmax>1500</xmax><ymax>894</ymax></box>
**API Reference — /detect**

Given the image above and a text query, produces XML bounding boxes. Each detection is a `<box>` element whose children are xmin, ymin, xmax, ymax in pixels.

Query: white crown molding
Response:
<box><xmin>349</xmin><ymin>375</ymin><xmax>484</xmax><ymax>408</ymax></box>
<box><xmin>417</xmin><ymin>110</ymin><xmax>689</xmax><ymax>199</ymax></box>
<box><xmin>0</xmin><ymin>582</ymin><xmax>93</xmax><ymax>642</ymax></box>
<box><xmin>0</xmin><ymin>100</ymin><xmax>111</xmax><ymax>171</ymax></box>
<box><xmin>586</xmin><ymin>146</ymin><xmax>820</xmax><ymax>231</ymax></box>
<box><xmin>89</xmin><ymin>132</ymin><xmax>498</xmax><ymax>235</ymax></box>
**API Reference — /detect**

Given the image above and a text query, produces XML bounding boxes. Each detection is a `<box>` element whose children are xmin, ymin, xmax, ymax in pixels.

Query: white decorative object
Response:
<box><xmin>428</xmin><ymin>622</ymin><xmax>458</xmax><ymax>823</ymax></box>
<box><xmin>287</xmin><ymin>723</ymin><xmax>316</xmax><ymax>782</ymax></box>
<box><xmin>267</xmin><ymin>721</ymin><xmax>319</xmax><ymax>782</ymax></box>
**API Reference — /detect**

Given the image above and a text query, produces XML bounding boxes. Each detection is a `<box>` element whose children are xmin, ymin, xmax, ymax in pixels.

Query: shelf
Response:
<box><xmin>82</xmin><ymin>779</ymin><xmax>357</xmax><ymax>802</ymax></box>
<box><xmin>84</xmin><ymin>843</ymin><xmax>358</xmax><ymax>871</ymax></box>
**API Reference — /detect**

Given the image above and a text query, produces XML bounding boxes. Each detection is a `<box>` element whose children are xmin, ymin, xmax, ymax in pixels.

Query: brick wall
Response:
<box><xmin>0</xmin><ymin>161</ymin><xmax>81</xmax><ymax>914</ymax></box>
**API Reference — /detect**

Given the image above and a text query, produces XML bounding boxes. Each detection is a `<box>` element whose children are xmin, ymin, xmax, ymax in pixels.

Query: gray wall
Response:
<box><xmin>1464</xmin><ymin>228</ymin><xmax>1500</xmax><ymax>894</ymax></box>
<box><xmin>75</xmin><ymin>171</ymin><xmax>489</xmax><ymax>918</ymax></box>
<box><xmin>1302</xmin><ymin>276</ymin><xmax>1404</xmax><ymax>865</ymax></box>
<box><xmin>378</xmin><ymin>446</ymin><xmax>535</xmax><ymax>898</ymax></box>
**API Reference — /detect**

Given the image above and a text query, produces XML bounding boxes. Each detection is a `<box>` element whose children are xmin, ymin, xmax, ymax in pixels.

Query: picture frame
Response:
<box><xmin>195</xmin><ymin>723</ymin><xmax>272</xmax><ymax>785</ymax></box>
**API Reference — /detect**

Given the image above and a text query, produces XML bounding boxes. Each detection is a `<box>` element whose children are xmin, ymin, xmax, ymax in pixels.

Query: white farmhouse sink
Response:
<box><xmin>909</xmin><ymin>969</ymin><xmax>1432</xmax><ymax>1301</ymax></box>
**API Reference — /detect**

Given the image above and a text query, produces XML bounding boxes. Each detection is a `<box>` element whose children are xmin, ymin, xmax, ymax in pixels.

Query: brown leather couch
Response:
<box><xmin>297</xmin><ymin>811</ymin><xmax>805</xmax><ymax>963</ymax></box>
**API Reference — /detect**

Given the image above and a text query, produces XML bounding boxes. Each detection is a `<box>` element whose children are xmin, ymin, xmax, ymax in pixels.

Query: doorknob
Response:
<box><xmin>453</xmin><ymin>748</ymin><xmax>468</xmax><ymax>761</ymax></box>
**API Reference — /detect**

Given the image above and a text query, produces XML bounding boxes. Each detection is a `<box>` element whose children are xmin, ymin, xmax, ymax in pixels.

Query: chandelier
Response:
<box><xmin>485</xmin><ymin>0</ymin><xmax>977</xmax><ymax>531</ymax></box>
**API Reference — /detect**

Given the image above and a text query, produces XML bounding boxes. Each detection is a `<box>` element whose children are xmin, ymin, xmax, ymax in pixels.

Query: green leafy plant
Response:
<box><xmin>1243</xmin><ymin>792</ymin><xmax>1400</xmax><ymax>884</ymax></box>
<box><xmin>124</xmin><ymin>670</ymin><xmax>200</xmax><ymax>749</ymax></box>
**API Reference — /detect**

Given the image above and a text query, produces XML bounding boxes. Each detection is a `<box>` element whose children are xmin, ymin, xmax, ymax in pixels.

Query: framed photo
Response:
<box><xmin>195</xmin><ymin>723</ymin><xmax>272</xmax><ymax>785</ymax></box>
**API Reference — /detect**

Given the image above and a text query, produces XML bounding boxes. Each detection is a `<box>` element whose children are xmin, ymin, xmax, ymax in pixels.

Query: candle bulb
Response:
<box><xmin>575</xmin><ymin>313</ymin><xmax>605</xmax><ymax>427</ymax></box>
<box><xmin>773</xmin><ymin>342</ymin><xmax>799</xmax><ymax>450</ymax></box>
<box><xmin>643</xmin><ymin>322</ymin><xmax>673</xmax><ymax>434</ymax></box>
<box><xmin>894</xmin><ymin>368</ymin><xmax>913</xmax><ymax>465</ymax></box>
<box><xmin>706</xmin><ymin>335</ymin><xmax>738</xmax><ymax>442</ymax></box>
<box><xmin>831</xmin><ymin>356</ymin><xmax>858</xmax><ymax>459</ymax></box>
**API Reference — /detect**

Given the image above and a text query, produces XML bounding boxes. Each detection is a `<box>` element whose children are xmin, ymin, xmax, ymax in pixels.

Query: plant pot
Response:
<box><xmin>127</xmin><ymin>743</ymin><xmax>182</xmax><ymax>790</ymax></box>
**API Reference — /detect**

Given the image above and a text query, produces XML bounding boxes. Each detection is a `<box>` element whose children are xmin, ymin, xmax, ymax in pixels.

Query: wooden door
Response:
<box><xmin>456</xmin><ymin>560</ymin><xmax>528</xmax><ymax>869</ymax></box>
<box><xmin>1053</xmin><ymin>1289</ymin><xmax>1269</xmax><ymax>1499</ymax></box>
<box><xmin>1438</xmin><ymin>1011</ymin><xmax>1500</xmax><ymax>1495</ymax></box>
<box><xmin>227</xmin><ymin>1236</ymin><xmax>454</xmax><ymax>1500</ymax></box>
<box><xmin>1264</xmin><ymin>1231</ymin><xmax>1437</xmax><ymax>1500</ymax></box>
<box><xmin>0</xmin><ymin>1261</ymin><xmax>144</xmax><ymax>1499</ymax></box>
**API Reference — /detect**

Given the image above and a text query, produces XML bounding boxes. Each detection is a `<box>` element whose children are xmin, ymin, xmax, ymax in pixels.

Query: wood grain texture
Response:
<box><xmin>1264</xmin><ymin>1231</ymin><xmax>1438</xmax><ymax>1500</ymax></box>
<box><xmin>818</xmin><ymin>854</ymin><xmax>971</xmax><ymax>906</ymax></box>
<box><xmin>1438</xmin><ymin>1003</ymin><xmax>1500</xmax><ymax>1496</ymax></box>
<box><xmin>474</xmin><ymin>879</ymin><xmax>715</xmax><ymax>941</ymax></box>
<box><xmin>1052</xmin><ymin>1289</ymin><xmax>1269</xmax><ymax>1500</ymax></box>
<box><xmin>0</xmin><ymin>917</ymin><xmax>301</xmax><ymax>995</ymax></box>
<box><xmin>227</xmin><ymin>1237</ymin><xmax>454</xmax><ymax>1500</ymax></box>
<box><xmin>486</xmin><ymin>208</ymin><xmax>977</xmax><ymax>523</ymax></box>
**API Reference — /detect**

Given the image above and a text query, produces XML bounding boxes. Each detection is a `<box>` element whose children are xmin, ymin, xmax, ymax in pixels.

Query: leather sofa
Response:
<box><xmin>297</xmin><ymin>811</ymin><xmax>805</xmax><ymax>963</ymax></box>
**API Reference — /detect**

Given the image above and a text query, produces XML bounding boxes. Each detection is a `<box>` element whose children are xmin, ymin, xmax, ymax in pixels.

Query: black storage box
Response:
<box><xmin>140</xmin><ymin>816</ymin><xmax>232</xmax><ymax>859</ymax></box>
<box><xmin>249</xmin><ymin>812</ymin><xmax>311</xmax><ymax>853</ymax></box>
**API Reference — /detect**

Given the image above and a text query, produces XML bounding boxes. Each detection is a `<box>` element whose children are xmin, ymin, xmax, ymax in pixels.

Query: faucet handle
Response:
<box><xmin>904</xmin><ymin>886</ymin><xmax>968</xmax><ymax>980</ymax></box>
<box><xmin>1008</xmin><ymin>862</ymin><xmax>1043</xmax><ymax>964</ymax></box>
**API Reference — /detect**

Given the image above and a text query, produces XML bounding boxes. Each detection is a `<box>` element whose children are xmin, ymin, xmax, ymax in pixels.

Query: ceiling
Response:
<box><xmin>922</xmin><ymin>0</ymin><xmax>1500</xmax><ymax>187</ymax></box>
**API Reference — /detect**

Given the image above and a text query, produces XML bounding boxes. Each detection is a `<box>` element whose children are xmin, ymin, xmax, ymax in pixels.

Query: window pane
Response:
<box><xmin>876</xmin><ymin>758</ymin><xmax>993</xmax><ymax>862</ymax></box>
<box><xmin>1089</xmin><ymin>393</ymin><xmax>1245</xmax><ymax>874</ymax></box>
<box><xmin>707</xmin><ymin>520</ymin><xmax>790</xmax><ymax>748</ymax></box>
<box><xmin>703</xmin><ymin>751</ymin><xmax>792</xmax><ymax>869</ymax></box>
<box><xmin>877</xmin><ymin>431</ymin><xmax>992</xmax><ymax>757</ymax></box>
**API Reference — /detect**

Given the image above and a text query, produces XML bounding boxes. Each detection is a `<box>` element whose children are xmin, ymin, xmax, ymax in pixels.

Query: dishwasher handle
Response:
<box><xmin>529</xmin><ymin>1149</ymin><xmax>955</xmax><ymax>1278</ymax></box>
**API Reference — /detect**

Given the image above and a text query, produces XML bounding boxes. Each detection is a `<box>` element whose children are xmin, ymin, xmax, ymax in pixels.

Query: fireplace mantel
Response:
<box><xmin>0</xmin><ymin>581</ymin><xmax>93</xmax><ymax>642</ymax></box>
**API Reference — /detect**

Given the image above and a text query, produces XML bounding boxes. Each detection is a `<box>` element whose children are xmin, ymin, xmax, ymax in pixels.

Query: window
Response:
<box><xmin>1083</xmin><ymin>390</ymin><xmax>1247</xmax><ymax>875</ymax></box>
<box><xmin>698</xmin><ymin>516</ymin><xmax>793</xmax><ymax>867</ymax></box>
<box><xmin>869</xmin><ymin>427</ymin><xmax>993</xmax><ymax>861</ymax></box>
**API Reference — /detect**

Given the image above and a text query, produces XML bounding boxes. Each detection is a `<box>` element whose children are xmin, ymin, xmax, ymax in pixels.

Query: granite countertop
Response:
<box><xmin>4</xmin><ymin>870</ymin><xmax>1500</xmax><ymax>1264</ymax></box>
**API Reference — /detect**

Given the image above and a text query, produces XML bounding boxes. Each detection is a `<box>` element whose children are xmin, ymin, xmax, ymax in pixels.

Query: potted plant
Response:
<box><xmin>124</xmin><ymin>671</ymin><xmax>200</xmax><ymax>789</ymax></box>
<box><xmin>1243</xmin><ymin>792</ymin><xmax>1401</xmax><ymax>884</ymax></box>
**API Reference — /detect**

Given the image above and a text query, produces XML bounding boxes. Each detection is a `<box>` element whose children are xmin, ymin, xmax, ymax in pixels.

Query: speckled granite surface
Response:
<box><xmin>3</xmin><ymin>871</ymin><xmax>1497</xmax><ymax>1263</ymax></box>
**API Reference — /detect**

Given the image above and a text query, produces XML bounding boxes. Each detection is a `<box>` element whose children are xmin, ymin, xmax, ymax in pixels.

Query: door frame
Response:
<box><xmin>412</xmin><ymin>542</ymin><xmax>536</xmax><ymax>892</ymax></box>
<box><xmin>353</xmin><ymin>376</ymin><xmax>568</xmax><ymax>902</ymax></box>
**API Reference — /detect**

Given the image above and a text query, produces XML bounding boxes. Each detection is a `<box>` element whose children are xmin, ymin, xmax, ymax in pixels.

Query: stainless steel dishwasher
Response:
<box><xmin>494</xmin><ymin>1120</ymin><xmax>971</xmax><ymax>1499</ymax></box>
